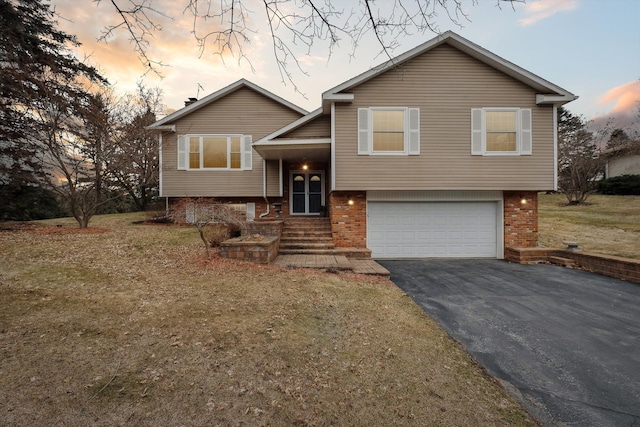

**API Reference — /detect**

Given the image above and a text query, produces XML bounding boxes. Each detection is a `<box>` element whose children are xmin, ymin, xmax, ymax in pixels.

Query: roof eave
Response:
<box><xmin>145</xmin><ymin>124</ymin><xmax>176</xmax><ymax>132</ymax></box>
<box><xmin>148</xmin><ymin>79</ymin><xmax>308</xmax><ymax>129</ymax></box>
<box><xmin>322</xmin><ymin>30</ymin><xmax>576</xmax><ymax>102</ymax></box>
<box><xmin>536</xmin><ymin>94</ymin><xmax>579</xmax><ymax>105</ymax></box>
<box><xmin>254</xmin><ymin>108</ymin><xmax>324</xmax><ymax>145</ymax></box>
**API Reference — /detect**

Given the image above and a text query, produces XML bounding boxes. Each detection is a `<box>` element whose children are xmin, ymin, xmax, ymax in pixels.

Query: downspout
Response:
<box><xmin>553</xmin><ymin>104</ymin><xmax>559</xmax><ymax>191</ymax></box>
<box><xmin>259</xmin><ymin>159</ymin><xmax>270</xmax><ymax>218</ymax></box>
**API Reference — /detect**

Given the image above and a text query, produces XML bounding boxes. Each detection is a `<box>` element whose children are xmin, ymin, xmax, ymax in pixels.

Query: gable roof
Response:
<box><xmin>321</xmin><ymin>31</ymin><xmax>577</xmax><ymax>111</ymax></box>
<box><xmin>253</xmin><ymin>108</ymin><xmax>331</xmax><ymax>160</ymax></box>
<box><xmin>148</xmin><ymin>79</ymin><xmax>308</xmax><ymax>129</ymax></box>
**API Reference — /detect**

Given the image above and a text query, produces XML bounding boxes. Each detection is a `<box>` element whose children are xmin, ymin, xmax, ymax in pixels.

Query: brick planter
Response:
<box><xmin>220</xmin><ymin>235</ymin><xmax>280</xmax><ymax>264</ymax></box>
<box><xmin>244</xmin><ymin>220</ymin><xmax>283</xmax><ymax>237</ymax></box>
<box><xmin>505</xmin><ymin>247</ymin><xmax>640</xmax><ymax>284</ymax></box>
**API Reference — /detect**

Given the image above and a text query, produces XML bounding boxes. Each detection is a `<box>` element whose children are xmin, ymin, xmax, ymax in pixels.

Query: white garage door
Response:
<box><xmin>368</xmin><ymin>201</ymin><xmax>498</xmax><ymax>258</ymax></box>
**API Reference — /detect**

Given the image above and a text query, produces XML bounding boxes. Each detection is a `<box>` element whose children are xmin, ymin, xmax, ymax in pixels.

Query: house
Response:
<box><xmin>148</xmin><ymin>31</ymin><xmax>576</xmax><ymax>259</ymax></box>
<box><xmin>604</xmin><ymin>148</ymin><xmax>640</xmax><ymax>178</ymax></box>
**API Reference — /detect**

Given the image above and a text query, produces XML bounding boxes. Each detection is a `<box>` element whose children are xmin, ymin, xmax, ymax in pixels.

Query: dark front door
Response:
<box><xmin>291</xmin><ymin>171</ymin><xmax>323</xmax><ymax>215</ymax></box>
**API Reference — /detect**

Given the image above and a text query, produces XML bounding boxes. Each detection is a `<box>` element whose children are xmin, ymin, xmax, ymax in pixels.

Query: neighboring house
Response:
<box><xmin>604</xmin><ymin>148</ymin><xmax>640</xmax><ymax>179</ymax></box>
<box><xmin>148</xmin><ymin>31</ymin><xmax>576</xmax><ymax>259</ymax></box>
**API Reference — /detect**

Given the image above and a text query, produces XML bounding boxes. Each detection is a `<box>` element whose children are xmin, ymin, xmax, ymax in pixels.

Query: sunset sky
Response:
<box><xmin>51</xmin><ymin>0</ymin><xmax>639</xmax><ymax>125</ymax></box>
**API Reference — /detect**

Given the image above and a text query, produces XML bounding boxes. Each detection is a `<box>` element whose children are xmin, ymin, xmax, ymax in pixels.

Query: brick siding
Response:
<box><xmin>329</xmin><ymin>191</ymin><xmax>367</xmax><ymax>248</ymax></box>
<box><xmin>503</xmin><ymin>191</ymin><xmax>538</xmax><ymax>248</ymax></box>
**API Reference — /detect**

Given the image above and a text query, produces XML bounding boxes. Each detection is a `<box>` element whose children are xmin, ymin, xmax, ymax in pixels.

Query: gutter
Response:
<box><xmin>259</xmin><ymin>159</ymin><xmax>270</xmax><ymax>218</ymax></box>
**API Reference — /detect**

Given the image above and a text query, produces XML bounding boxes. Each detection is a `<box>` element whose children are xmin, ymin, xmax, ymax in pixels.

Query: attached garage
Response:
<box><xmin>367</xmin><ymin>191</ymin><xmax>504</xmax><ymax>259</ymax></box>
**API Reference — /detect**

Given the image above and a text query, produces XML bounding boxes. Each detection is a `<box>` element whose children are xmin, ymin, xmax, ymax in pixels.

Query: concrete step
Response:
<box><xmin>278</xmin><ymin>247</ymin><xmax>371</xmax><ymax>259</ymax></box>
<box><xmin>280</xmin><ymin>242</ymin><xmax>335</xmax><ymax>250</ymax></box>
<box><xmin>280</xmin><ymin>236</ymin><xmax>334</xmax><ymax>244</ymax></box>
<box><xmin>282</xmin><ymin>232</ymin><xmax>332</xmax><ymax>239</ymax></box>
<box><xmin>333</xmin><ymin>247</ymin><xmax>372</xmax><ymax>259</ymax></box>
<box><xmin>282</xmin><ymin>225</ymin><xmax>331</xmax><ymax>233</ymax></box>
<box><xmin>279</xmin><ymin>248</ymin><xmax>343</xmax><ymax>256</ymax></box>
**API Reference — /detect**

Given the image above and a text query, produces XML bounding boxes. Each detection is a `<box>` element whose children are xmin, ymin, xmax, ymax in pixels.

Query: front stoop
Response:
<box><xmin>275</xmin><ymin>218</ymin><xmax>386</xmax><ymax>275</ymax></box>
<box><xmin>273</xmin><ymin>254</ymin><xmax>352</xmax><ymax>271</ymax></box>
<box><xmin>279</xmin><ymin>217</ymin><xmax>371</xmax><ymax>258</ymax></box>
<box><xmin>273</xmin><ymin>255</ymin><xmax>390</xmax><ymax>276</ymax></box>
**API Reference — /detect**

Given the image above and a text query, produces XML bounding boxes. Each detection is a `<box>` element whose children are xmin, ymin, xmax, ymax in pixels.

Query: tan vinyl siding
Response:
<box><xmin>335</xmin><ymin>44</ymin><xmax>555</xmax><ymax>191</ymax></box>
<box><xmin>266</xmin><ymin>159</ymin><xmax>281</xmax><ymax>197</ymax></box>
<box><xmin>281</xmin><ymin>114</ymin><xmax>331</xmax><ymax>139</ymax></box>
<box><xmin>162</xmin><ymin>87</ymin><xmax>302</xmax><ymax>197</ymax></box>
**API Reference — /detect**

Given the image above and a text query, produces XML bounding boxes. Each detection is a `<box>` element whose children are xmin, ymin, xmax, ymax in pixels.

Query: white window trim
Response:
<box><xmin>471</xmin><ymin>108</ymin><xmax>532</xmax><ymax>157</ymax></box>
<box><xmin>178</xmin><ymin>134</ymin><xmax>252</xmax><ymax>171</ymax></box>
<box><xmin>358</xmin><ymin>107</ymin><xmax>420</xmax><ymax>156</ymax></box>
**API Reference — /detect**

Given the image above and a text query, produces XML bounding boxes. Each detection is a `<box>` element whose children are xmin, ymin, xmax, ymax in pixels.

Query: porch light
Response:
<box><xmin>348</xmin><ymin>199</ymin><xmax>354</xmax><ymax>206</ymax></box>
<box><xmin>302</xmin><ymin>164</ymin><xmax>308</xmax><ymax>170</ymax></box>
<box><xmin>520</xmin><ymin>196</ymin><xmax>527</xmax><ymax>205</ymax></box>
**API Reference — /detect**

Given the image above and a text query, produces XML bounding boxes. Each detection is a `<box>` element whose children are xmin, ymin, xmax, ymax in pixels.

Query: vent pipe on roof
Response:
<box><xmin>184</xmin><ymin>97</ymin><xmax>198</xmax><ymax>107</ymax></box>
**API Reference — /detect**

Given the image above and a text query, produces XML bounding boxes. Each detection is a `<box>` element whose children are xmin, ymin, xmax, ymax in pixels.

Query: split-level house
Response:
<box><xmin>148</xmin><ymin>31</ymin><xmax>576</xmax><ymax>259</ymax></box>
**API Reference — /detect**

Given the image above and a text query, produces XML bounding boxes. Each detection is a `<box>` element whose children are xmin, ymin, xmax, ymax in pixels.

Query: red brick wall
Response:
<box><xmin>329</xmin><ymin>191</ymin><xmax>367</xmax><ymax>248</ymax></box>
<box><xmin>504</xmin><ymin>191</ymin><xmax>538</xmax><ymax>248</ymax></box>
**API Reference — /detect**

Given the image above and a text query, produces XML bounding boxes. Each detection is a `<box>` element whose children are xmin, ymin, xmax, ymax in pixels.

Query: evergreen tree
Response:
<box><xmin>0</xmin><ymin>0</ymin><xmax>105</xmax><ymax>220</ymax></box>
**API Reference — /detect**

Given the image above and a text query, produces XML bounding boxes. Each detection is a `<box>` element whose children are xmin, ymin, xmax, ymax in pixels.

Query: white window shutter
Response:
<box><xmin>242</xmin><ymin>135</ymin><xmax>253</xmax><ymax>170</ymax></box>
<box><xmin>471</xmin><ymin>109</ymin><xmax>483</xmax><ymax>155</ymax></box>
<box><xmin>408</xmin><ymin>108</ymin><xmax>420</xmax><ymax>155</ymax></box>
<box><xmin>177</xmin><ymin>135</ymin><xmax>187</xmax><ymax>170</ymax></box>
<box><xmin>520</xmin><ymin>109</ymin><xmax>532</xmax><ymax>155</ymax></box>
<box><xmin>357</xmin><ymin>108</ymin><xmax>370</xmax><ymax>155</ymax></box>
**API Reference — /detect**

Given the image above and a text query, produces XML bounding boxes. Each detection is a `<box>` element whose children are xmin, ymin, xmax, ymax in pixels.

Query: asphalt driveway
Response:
<box><xmin>379</xmin><ymin>259</ymin><xmax>640</xmax><ymax>427</ymax></box>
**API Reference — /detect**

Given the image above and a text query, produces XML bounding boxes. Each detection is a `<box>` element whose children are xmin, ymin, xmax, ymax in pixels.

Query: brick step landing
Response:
<box><xmin>278</xmin><ymin>247</ymin><xmax>371</xmax><ymax>258</ymax></box>
<box><xmin>273</xmin><ymin>255</ymin><xmax>389</xmax><ymax>276</ymax></box>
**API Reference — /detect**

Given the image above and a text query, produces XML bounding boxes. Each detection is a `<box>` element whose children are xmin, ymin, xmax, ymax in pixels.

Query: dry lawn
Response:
<box><xmin>539</xmin><ymin>193</ymin><xmax>640</xmax><ymax>259</ymax></box>
<box><xmin>0</xmin><ymin>214</ymin><xmax>536</xmax><ymax>426</ymax></box>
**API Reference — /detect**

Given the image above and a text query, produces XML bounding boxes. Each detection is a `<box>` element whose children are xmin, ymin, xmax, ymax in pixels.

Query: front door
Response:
<box><xmin>291</xmin><ymin>171</ymin><xmax>324</xmax><ymax>215</ymax></box>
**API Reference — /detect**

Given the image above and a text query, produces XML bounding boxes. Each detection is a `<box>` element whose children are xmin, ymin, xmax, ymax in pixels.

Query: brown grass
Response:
<box><xmin>539</xmin><ymin>193</ymin><xmax>640</xmax><ymax>259</ymax></box>
<box><xmin>0</xmin><ymin>213</ymin><xmax>536</xmax><ymax>426</ymax></box>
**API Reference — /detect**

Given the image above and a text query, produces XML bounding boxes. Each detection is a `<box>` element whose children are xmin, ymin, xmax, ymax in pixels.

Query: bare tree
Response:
<box><xmin>109</xmin><ymin>84</ymin><xmax>163</xmax><ymax>211</ymax></box>
<box><xmin>97</xmin><ymin>0</ymin><xmax>522</xmax><ymax>92</ymax></box>
<box><xmin>29</xmin><ymin>73</ymin><xmax>121</xmax><ymax>228</ymax></box>
<box><xmin>557</xmin><ymin>107</ymin><xmax>604</xmax><ymax>205</ymax></box>
<box><xmin>170</xmin><ymin>198</ymin><xmax>247</xmax><ymax>259</ymax></box>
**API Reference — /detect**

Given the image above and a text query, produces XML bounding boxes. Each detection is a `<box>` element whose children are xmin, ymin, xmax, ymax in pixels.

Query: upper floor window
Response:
<box><xmin>178</xmin><ymin>134</ymin><xmax>252</xmax><ymax>170</ymax></box>
<box><xmin>358</xmin><ymin>107</ymin><xmax>420</xmax><ymax>155</ymax></box>
<box><xmin>471</xmin><ymin>108</ymin><xmax>532</xmax><ymax>156</ymax></box>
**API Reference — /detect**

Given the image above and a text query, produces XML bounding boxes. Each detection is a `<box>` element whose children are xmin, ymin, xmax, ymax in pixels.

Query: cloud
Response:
<box><xmin>599</xmin><ymin>81</ymin><xmax>640</xmax><ymax>114</ymax></box>
<box><xmin>519</xmin><ymin>0</ymin><xmax>578</xmax><ymax>26</ymax></box>
<box><xmin>51</xmin><ymin>0</ymin><xmax>249</xmax><ymax>91</ymax></box>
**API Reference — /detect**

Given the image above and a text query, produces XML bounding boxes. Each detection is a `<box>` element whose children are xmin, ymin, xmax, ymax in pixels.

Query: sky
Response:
<box><xmin>51</xmin><ymin>0</ymin><xmax>640</xmax><ymax>128</ymax></box>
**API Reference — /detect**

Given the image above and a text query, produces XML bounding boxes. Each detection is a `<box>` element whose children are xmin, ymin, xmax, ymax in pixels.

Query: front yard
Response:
<box><xmin>0</xmin><ymin>214</ymin><xmax>535</xmax><ymax>426</ymax></box>
<box><xmin>538</xmin><ymin>193</ymin><xmax>640</xmax><ymax>259</ymax></box>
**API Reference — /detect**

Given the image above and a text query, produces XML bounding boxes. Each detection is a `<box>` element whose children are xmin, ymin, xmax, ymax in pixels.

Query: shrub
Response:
<box><xmin>169</xmin><ymin>198</ymin><xmax>247</xmax><ymax>258</ymax></box>
<box><xmin>206</xmin><ymin>223</ymin><xmax>241</xmax><ymax>247</ymax></box>
<box><xmin>597</xmin><ymin>175</ymin><xmax>640</xmax><ymax>195</ymax></box>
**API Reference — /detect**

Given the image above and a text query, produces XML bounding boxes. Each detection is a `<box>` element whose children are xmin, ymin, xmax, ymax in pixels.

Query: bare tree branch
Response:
<box><xmin>100</xmin><ymin>0</ymin><xmax>525</xmax><ymax>91</ymax></box>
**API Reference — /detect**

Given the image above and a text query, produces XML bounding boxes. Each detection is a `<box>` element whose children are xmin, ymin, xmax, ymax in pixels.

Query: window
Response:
<box><xmin>178</xmin><ymin>134</ymin><xmax>252</xmax><ymax>170</ymax></box>
<box><xmin>358</xmin><ymin>107</ymin><xmax>420</xmax><ymax>155</ymax></box>
<box><xmin>372</xmin><ymin>110</ymin><xmax>405</xmax><ymax>152</ymax></box>
<box><xmin>471</xmin><ymin>108</ymin><xmax>532</xmax><ymax>156</ymax></box>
